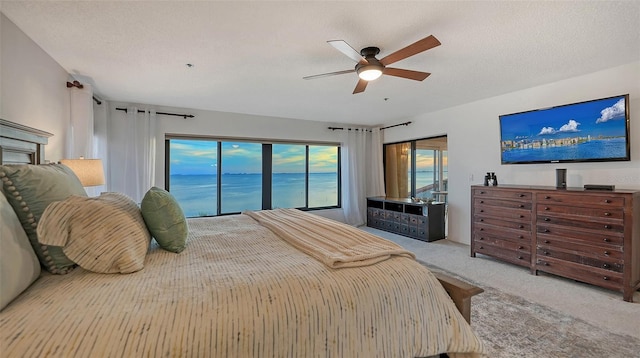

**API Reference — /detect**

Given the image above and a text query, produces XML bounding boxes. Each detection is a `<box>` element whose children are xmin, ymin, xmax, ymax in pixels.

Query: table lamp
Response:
<box><xmin>60</xmin><ymin>158</ymin><xmax>105</xmax><ymax>187</ymax></box>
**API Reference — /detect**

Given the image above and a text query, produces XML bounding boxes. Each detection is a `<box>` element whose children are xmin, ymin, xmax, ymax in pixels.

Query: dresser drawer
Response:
<box><xmin>473</xmin><ymin>188</ymin><xmax>532</xmax><ymax>200</ymax></box>
<box><xmin>537</xmin><ymin>257</ymin><xmax>623</xmax><ymax>291</ymax></box>
<box><xmin>475</xmin><ymin>205</ymin><xmax>531</xmax><ymax>221</ymax></box>
<box><xmin>537</xmin><ymin>215</ymin><xmax>624</xmax><ymax>233</ymax></box>
<box><xmin>537</xmin><ymin>234</ymin><xmax>623</xmax><ymax>260</ymax></box>
<box><xmin>475</xmin><ymin>235</ymin><xmax>530</xmax><ymax>253</ymax></box>
<box><xmin>474</xmin><ymin>243</ymin><xmax>530</xmax><ymax>267</ymax></box>
<box><xmin>537</xmin><ymin>193</ymin><xmax>625</xmax><ymax>207</ymax></box>
<box><xmin>536</xmin><ymin>204</ymin><xmax>624</xmax><ymax>221</ymax></box>
<box><xmin>475</xmin><ymin>217</ymin><xmax>531</xmax><ymax>231</ymax></box>
<box><xmin>474</xmin><ymin>197</ymin><xmax>531</xmax><ymax>210</ymax></box>
<box><xmin>475</xmin><ymin>223</ymin><xmax>531</xmax><ymax>240</ymax></box>
<box><xmin>536</xmin><ymin>247</ymin><xmax>623</xmax><ymax>273</ymax></box>
<box><xmin>537</xmin><ymin>225</ymin><xmax>624</xmax><ymax>246</ymax></box>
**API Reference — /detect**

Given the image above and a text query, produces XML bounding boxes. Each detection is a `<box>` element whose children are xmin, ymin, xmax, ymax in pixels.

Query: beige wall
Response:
<box><xmin>1</xmin><ymin>14</ymin><xmax>70</xmax><ymax>161</ymax></box>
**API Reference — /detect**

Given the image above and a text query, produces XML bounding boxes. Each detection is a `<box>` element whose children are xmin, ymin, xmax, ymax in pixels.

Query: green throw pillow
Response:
<box><xmin>140</xmin><ymin>187</ymin><xmax>188</xmax><ymax>253</ymax></box>
<box><xmin>0</xmin><ymin>164</ymin><xmax>87</xmax><ymax>274</ymax></box>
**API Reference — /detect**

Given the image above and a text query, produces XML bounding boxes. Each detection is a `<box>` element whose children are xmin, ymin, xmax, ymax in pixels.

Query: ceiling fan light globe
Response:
<box><xmin>358</xmin><ymin>68</ymin><xmax>383</xmax><ymax>81</ymax></box>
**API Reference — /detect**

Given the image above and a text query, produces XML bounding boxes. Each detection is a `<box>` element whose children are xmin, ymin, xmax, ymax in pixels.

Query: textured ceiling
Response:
<box><xmin>2</xmin><ymin>1</ymin><xmax>639</xmax><ymax>126</ymax></box>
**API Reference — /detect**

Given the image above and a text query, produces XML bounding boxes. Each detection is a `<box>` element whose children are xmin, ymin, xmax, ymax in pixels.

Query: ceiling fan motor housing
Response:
<box><xmin>356</xmin><ymin>47</ymin><xmax>384</xmax><ymax>80</ymax></box>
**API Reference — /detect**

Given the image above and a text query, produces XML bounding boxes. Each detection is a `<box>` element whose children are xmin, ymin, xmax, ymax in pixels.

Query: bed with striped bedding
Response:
<box><xmin>1</xmin><ymin>212</ymin><xmax>484</xmax><ymax>357</ymax></box>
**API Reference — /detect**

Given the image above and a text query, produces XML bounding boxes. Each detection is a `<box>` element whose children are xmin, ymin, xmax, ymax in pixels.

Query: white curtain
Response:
<box><xmin>367</xmin><ymin>128</ymin><xmax>385</xmax><ymax>198</ymax></box>
<box><xmin>105</xmin><ymin>107</ymin><xmax>156</xmax><ymax>202</ymax></box>
<box><xmin>67</xmin><ymin>83</ymin><xmax>104</xmax><ymax>196</ymax></box>
<box><xmin>341</xmin><ymin>127</ymin><xmax>385</xmax><ymax>226</ymax></box>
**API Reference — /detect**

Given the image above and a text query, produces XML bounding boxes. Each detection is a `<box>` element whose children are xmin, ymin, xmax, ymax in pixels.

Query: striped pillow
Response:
<box><xmin>36</xmin><ymin>193</ymin><xmax>151</xmax><ymax>274</ymax></box>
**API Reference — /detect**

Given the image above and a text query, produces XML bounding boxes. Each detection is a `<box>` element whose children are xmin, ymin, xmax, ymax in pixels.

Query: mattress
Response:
<box><xmin>0</xmin><ymin>213</ymin><xmax>484</xmax><ymax>357</ymax></box>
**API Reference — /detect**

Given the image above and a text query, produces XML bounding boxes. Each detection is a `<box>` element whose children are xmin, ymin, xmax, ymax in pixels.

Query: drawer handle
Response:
<box><xmin>519</xmin><ymin>215</ymin><xmax>524</xmax><ymax>218</ymax></box>
<box><xmin>479</xmin><ymin>228</ymin><xmax>484</xmax><ymax>231</ymax></box>
<box><xmin>518</xmin><ymin>246</ymin><xmax>524</xmax><ymax>250</ymax></box>
<box><xmin>518</xmin><ymin>235</ymin><xmax>524</xmax><ymax>239</ymax></box>
<box><xmin>544</xmin><ymin>262</ymin><xmax>550</xmax><ymax>266</ymax></box>
<box><xmin>545</xmin><ymin>196</ymin><xmax>551</xmax><ymax>199</ymax></box>
<box><xmin>603</xmin><ymin>276</ymin><xmax>609</xmax><ymax>281</ymax></box>
<box><xmin>604</xmin><ymin>225</ymin><xmax>612</xmax><ymax>229</ymax></box>
<box><xmin>480</xmin><ymin>191</ymin><xmax>485</xmax><ymax>194</ymax></box>
<box><xmin>604</xmin><ymin>199</ymin><xmax>611</xmax><ymax>204</ymax></box>
<box><xmin>604</xmin><ymin>251</ymin><xmax>610</xmax><ymax>256</ymax></box>
<box><xmin>602</xmin><ymin>263</ymin><xmax>610</xmax><ymax>269</ymax></box>
<box><xmin>544</xmin><ymin>207</ymin><xmax>550</xmax><ymax>211</ymax></box>
<box><xmin>519</xmin><ymin>194</ymin><xmax>525</xmax><ymax>197</ymax></box>
<box><xmin>479</xmin><ymin>237</ymin><xmax>484</xmax><ymax>240</ymax></box>
<box><xmin>519</xmin><ymin>204</ymin><xmax>525</xmax><ymax>208</ymax></box>
<box><xmin>544</xmin><ymin>217</ymin><xmax>551</xmax><ymax>221</ymax></box>
<box><xmin>519</xmin><ymin>225</ymin><xmax>524</xmax><ymax>229</ymax></box>
<box><xmin>517</xmin><ymin>256</ymin><xmax>523</xmax><ymax>260</ymax></box>
<box><xmin>480</xmin><ymin>209</ymin><xmax>484</xmax><ymax>213</ymax></box>
<box><xmin>603</xmin><ymin>238</ymin><xmax>611</xmax><ymax>243</ymax></box>
<box><xmin>480</xmin><ymin>200</ymin><xmax>484</xmax><ymax>203</ymax></box>
<box><xmin>544</xmin><ymin>240</ymin><xmax>550</xmax><ymax>244</ymax></box>
<box><xmin>544</xmin><ymin>229</ymin><xmax>550</xmax><ymax>233</ymax></box>
<box><xmin>479</xmin><ymin>246</ymin><xmax>484</xmax><ymax>249</ymax></box>
<box><xmin>479</xmin><ymin>218</ymin><xmax>484</xmax><ymax>222</ymax></box>
<box><xmin>604</xmin><ymin>212</ymin><xmax>611</xmax><ymax>216</ymax></box>
<box><xmin>544</xmin><ymin>251</ymin><xmax>550</xmax><ymax>255</ymax></box>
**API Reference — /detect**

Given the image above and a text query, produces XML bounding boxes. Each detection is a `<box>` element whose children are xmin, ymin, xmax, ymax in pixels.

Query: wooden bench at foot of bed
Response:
<box><xmin>433</xmin><ymin>272</ymin><xmax>484</xmax><ymax>324</ymax></box>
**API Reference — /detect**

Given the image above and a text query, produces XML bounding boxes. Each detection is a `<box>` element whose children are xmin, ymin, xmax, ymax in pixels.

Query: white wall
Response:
<box><xmin>384</xmin><ymin>61</ymin><xmax>640</xmax><ymax>245</ymax></box>
<box><xmin>0</xmin><ymin>14</ymin><xmax>70</xmax><ymax>161</ymax></box>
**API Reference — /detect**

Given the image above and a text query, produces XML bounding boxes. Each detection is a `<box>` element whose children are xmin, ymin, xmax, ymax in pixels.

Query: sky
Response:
<box><xmin>500</xmin><ymin>95</ymin><xmax>627</xmax><ymax>141</ymax></box>
<box><xmin>169</xmin><ymin>140</ymin><xmax>338</xmax><ymax>175</ymax></box>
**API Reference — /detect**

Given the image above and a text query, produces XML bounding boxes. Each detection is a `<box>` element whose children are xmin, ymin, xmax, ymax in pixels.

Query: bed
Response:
<box><xmin>0</xmin><ymin>119</ymin><xmax>485</xmax><ymax>357</ymax></box>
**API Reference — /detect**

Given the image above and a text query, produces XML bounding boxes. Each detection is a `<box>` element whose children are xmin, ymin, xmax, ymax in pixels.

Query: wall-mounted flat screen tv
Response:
<box><xmin>499</xmin><ymin>94</ymin><xmax>630</xmax><ymax>164</ymax></box>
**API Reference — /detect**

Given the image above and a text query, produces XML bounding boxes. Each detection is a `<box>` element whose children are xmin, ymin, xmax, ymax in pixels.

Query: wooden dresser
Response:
<box><xmin>471</xmin><ymin>185</ymin><xmax>640</xmax><ymax>302</ymax></box>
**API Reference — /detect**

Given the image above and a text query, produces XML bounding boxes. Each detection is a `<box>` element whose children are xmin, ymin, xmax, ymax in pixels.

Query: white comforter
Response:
<box><xmin>1</xmin><ymin>212</ymin><xmax>484</xmax><ymax>357</ymax></box>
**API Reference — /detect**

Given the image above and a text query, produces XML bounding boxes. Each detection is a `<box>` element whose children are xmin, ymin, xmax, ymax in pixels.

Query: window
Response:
<box><xmin>166</xmin><ymin>138</ymin><xmax>340</xmax><ymax>217</ymax></box>
<box><xmin>220</xmin><ymin>142</ymin><xmax>262</xmax><ymax>214</ymax></box>
<box><xmin>384</xmin><ymin>136</ymin><xmax>448</xmax><ymax>203</ymax></box>
<box><xmin>308</xmin><ymin>145</ymin><xmax>339</xmax><ymax>207</ymax></box>
<box><xmin>168</xmin><ymin>139</ymin><xmax>217</xmax><ymax>217</ymax></box>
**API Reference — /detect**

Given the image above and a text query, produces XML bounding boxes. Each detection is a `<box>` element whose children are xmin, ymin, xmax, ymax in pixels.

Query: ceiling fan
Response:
<box><xmin>303</xmin><ymin>35</ymin><xmax>441</xmax><ymax>94</ymax></box>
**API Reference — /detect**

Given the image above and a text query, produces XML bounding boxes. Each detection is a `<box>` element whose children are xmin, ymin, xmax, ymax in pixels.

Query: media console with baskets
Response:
<box><xmin>471</xmin><ymin>184</ymin><xmax>640</xmax><ymax>302</ymax></box>
<box><xmin>367</xmin><ymin>196</ymin><xmax>445</xmax><ymax>242</ymax></box>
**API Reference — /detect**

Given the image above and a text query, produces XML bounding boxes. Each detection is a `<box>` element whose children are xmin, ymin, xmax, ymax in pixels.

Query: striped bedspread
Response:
<box><xmin>1</xmin><ymin>213</ymin><xmax>484</xmax><ymax>357</ymax></box>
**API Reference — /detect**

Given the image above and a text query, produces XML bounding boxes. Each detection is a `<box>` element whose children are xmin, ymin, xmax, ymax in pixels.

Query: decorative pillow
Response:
<box><xmin>141</xmin><ymin>187</ymin><xmax>188</xmax><ymax>253</ymax></box>
<box><xmin>0</xmin><ymin>164</ymin><xmax>87</xmax><ymax>274</ymax></box>
<box><xmin>36</xmin><ymin>192</ymin><xmax>151</xmax><ymax>274</ymax></box>
<box><xmin>0</xmin><ymin>189</ymin><xmax>41</xmax><ymax>310</ymax></box>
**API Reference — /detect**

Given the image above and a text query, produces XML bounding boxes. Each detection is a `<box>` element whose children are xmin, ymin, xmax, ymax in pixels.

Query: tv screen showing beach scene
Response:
<box><xmin>499</xmin><ymin>94</ymin><xmax>630</xmax><ymax>164</ymax></box>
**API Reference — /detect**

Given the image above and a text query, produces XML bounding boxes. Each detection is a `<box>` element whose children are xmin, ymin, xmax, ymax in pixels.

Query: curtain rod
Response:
<box><xmin>93</xmin><ymin>96</ymin><xmax>102</xmax><ymax>105</ymax></box>
<box><xmin>115</xmin><ymin>107</ymin><xmax>195</xmax><ymax>119</ymax></box>
<box><xmin>328</xmin><ymin>121</ymin><xmax>412</xmax><ymax>131</ymax></box>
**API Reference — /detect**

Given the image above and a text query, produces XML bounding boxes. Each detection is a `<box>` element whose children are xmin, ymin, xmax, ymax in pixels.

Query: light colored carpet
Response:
<box><xmin>360</xmin><ymin>227</ymin><xmax>640</xmax><ymax>344</ymax></box>
<box><xmin>422</xmin><ymin>262</ymin><xmax>640</xmax><ymax>358</ymax></box>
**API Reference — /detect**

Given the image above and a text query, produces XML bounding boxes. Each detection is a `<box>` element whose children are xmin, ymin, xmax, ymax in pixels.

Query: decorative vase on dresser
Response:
<box><xmin>471</xmin><ymin>184</ymin><xmax>640</xmax><ymax>302</ymax></box>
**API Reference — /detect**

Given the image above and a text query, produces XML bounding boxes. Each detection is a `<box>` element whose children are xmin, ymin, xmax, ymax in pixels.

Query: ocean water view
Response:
<box><xmin>170</xmin><ymin>173</ymin><xmax>338</xmax><ymax>217</ymax></box>
<box><xmin>501</xmin><ymin>137</ymin><xmax>627</xmax><ymax>163</ymax></box>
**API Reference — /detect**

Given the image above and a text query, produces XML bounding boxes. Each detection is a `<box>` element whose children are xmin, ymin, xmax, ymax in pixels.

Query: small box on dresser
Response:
<box><xmin>471</xmin><ymin>184</ymin><xmax>640</xmax><ymax>302</ymax></box>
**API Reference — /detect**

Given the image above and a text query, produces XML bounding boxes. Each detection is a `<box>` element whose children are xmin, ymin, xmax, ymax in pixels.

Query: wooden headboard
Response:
<box><xmin>0</xmin><ymin>119</ymin><xmax>53</xmax><ymax>165</ymax></box>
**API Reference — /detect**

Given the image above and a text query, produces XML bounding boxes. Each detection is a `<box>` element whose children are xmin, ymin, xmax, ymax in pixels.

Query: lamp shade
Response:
<box><xmin>60</xmin><ymin>158</ymin><xmax>105</xmax><ymax>187</ymax></box>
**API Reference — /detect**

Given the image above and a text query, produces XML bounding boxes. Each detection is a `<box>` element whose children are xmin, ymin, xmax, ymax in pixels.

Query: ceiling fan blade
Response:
<box><xmin>328</xmin><ymin>40</ymin><xmax>368</xmax><ymax>65</ymax></box>
<box><xmin>353</xmin><ymin>79</ymin><xmax>368</xmax><ymax>94</ymax></box>
<box><xmin>303</xmin><ymin>69</ymin><xmax>355</xmax><ymax>80</ymax></box>
<box><xmin>383</xmin><ymin>68</ymin><xmax>431</xmax><ymax>81</ymax></box>
<box><xmin>380</xmin><ymin>35</ymin><xmax>441</xmax><ymax>66</ymax></box>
